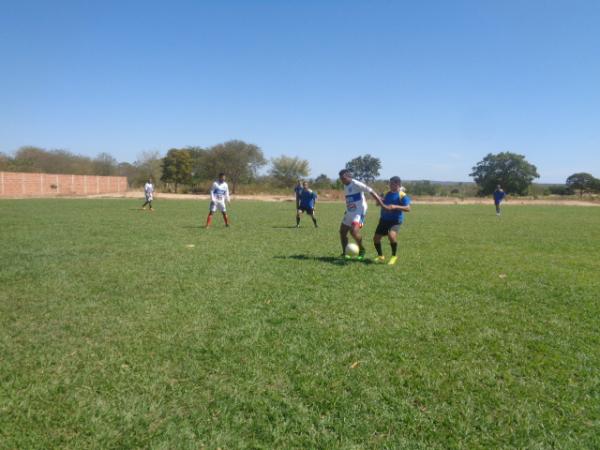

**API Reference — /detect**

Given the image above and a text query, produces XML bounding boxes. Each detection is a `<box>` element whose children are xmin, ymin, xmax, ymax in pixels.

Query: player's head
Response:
<box><xmin>302</xmin><ymin>181</ymin><xmax>309</xmax><ymax>189</ymax></box>
<box><xmin>496</xmin><ymin>184</ymin><xmax>501</xmax><ymax>190</ymax></box>
<box><xmin>218</xmin><ymin>173</ymin><xmax>226</xmax><ymax>182</ymax></box>
<box><xmin>296</xmin><ymin>180</ymin><xmax>302</xmax><ymax>186</ymax></box>
<box><xmin>147</xmin><ymin>177</ymin><xmax>152</xmax><ymax>183</ymax></box>
<box><xmin>389</xmin><ymin>176</ymin><xmax>401</xmax><ymax>191</ymax></box>
<box><xmin>338</xmin><ymin>169</ymin><xmax>352</xmax><ymax>185</ymax></box>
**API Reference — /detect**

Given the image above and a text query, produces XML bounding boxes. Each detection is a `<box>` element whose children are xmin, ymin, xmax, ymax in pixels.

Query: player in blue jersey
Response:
<box><xmin>294</xmin><ymin>180</ymin><xmax>303</xmax><ymax>209</ymax></box>
<box><xmin>373</xmin><ymin>176</ymin><xmax>411</xmax><ymax>265</ymax></box>
<box><xmin>493</xmin><ymin>185</ymin><xmax>506</xmax><ymax>215</ymax></box>
<box><xmin>296</xmin><ymin>181</ymin><xmax>318</xmax><ymax>228</ymax></box>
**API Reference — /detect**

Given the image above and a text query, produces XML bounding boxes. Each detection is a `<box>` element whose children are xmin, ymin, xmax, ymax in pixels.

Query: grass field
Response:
<box><xmin>1</xmin><ymin>198</ymin><xmax>599</xmax><ymax>449</ymax></box>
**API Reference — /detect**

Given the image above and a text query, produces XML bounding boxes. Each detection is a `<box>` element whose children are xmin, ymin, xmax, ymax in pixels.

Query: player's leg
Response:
<box><xmin>339</xmin><ymin>223</ymin><xmax>351</xmax><ymax>255</ymax></box>
<box><xmin>217</xmin><ymin>202</ymin><xmax>229</xmax><ymax>226</ymax></box>
<box><xmin>141</xmin><ymin>200</ymin><xmax>149</xmax><ymax>210</ymax></box>
<box><xmin>350</xmin><ymin>223</ymin><xmax>365</xmax><ymax>258</ymax></box>
<box><xmin>495</xmin><ymin>202</ymin><xmax>500</xmax><ymax>215</ymax></box>
<box><xmin>373</xmin><ymin>233</ymin><xmax>385</xmax><ymax>262</ymax></box>
<box><xmin>308</xmin><ymin>209</ymin><xmax>317</xmax><ymax>227</ymax></box>
<box><xmin>296</xmin><ymin>209</ymin><xmax>302</xmax><ymax>227</ymax></box>
<box><xmin>387</xmin><ymin>227</ymin><xmax>399</xmax><ymax>265</ymax></box>
<box><xmin>148</xmin><ymin>200</ymin><xmax>153</xmax><ymax>211</ymax></box>
<box><xmin>206</xmin><ymin>202</ymin><xmax>216</xmax><ymax>227</ymax></box>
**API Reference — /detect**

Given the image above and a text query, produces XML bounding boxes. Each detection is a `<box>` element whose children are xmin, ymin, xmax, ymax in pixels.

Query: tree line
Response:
<box><xmin>1</xmin><ymin>144</ymin><xmax>598</xmax><ymax>197</ymax></box>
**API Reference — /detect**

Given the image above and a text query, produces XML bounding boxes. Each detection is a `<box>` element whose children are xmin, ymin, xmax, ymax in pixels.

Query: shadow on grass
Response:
<box><xmin>274</xmin><ymin>254</ymin><xmax>373</xmax><ymax>266</ymax></box>
<box><xmin>271</xmin><ymin>226</ymin><xmax>300</xmax><ymax>229</ymax></box>
<box><xmin>180</xmin><ymin>225</ymin><xmax>205</xmax><ymax>229</ymax></box>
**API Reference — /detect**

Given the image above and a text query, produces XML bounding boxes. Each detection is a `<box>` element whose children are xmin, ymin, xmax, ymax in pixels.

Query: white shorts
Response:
<box><xmin>145</xmin><ymin>194</ymin><xmax>153</xmax><ymax>202</ymax></box>
<box><xmin>342</xmin><ymin>211</ymin><xmax>365</xmax><ymax>228</ymax></box>
<box><xmin>210</xmin><ymin>201</ymin><xmax>227</xmax><ymax>212</ymax></box>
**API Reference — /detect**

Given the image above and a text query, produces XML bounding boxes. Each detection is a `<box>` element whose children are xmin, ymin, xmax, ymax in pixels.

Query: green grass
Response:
<box><xmin>1</xmin><ymin>198</ymin><xmax>599</xmax><ymax>449</ymax></box>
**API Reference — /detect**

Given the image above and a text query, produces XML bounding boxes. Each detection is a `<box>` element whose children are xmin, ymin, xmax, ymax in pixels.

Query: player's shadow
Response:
<box><xmin>274</xmin><ymin>254</ymin><xmax>373</xmax><ymax>266</ymax></box>
<box><xmin>271</xmin><ymin>226</ymin><xmax>300</xmax><ymax>229</ymax></box>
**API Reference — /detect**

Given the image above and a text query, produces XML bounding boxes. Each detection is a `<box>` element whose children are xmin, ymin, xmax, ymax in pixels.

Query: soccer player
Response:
<box><xmin>494</xmin><ymin>185</ymin><xmax>506</xmax><ymax>215</ymax></box>
<box><xmin>141</xmin><ymin>178</ymin><xmax>154</xmax><ymax>211</ymax></box>
<box><xmin>296</xmin><ymin>181</ymin><xmax>318</xmax><ymax>228</ymax></box>
<box><xmin>338</xmin><ymin>169</ymin><xmax>385</xmax><ymax>260</ymax></box>
<box><xmin>373</xmin><ymin>176</ymin><xmax>411</xmax><ymax>265</ymax></box>
<box><xmin>205</xmin><ymin>173</ymin><xmax>231</xmax><ymax>228</ymax></box>
<box><xmin>294</xmin><ymin>180</ymin><xmax>303</xmax><ymax>209</ymax></box>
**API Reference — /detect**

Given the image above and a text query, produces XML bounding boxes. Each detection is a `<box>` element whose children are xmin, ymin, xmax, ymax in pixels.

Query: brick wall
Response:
<box><xmin>0</xmin><ymin>172</ymin><xmax>128</xmax><ymax>197</ymax></box>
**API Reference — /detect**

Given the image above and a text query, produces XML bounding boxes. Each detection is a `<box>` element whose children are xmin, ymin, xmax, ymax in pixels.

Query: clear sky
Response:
<box><xmin>1</xmin><ymin>0</ymin><xmax>599</xmax><ymax>182</ymax></box>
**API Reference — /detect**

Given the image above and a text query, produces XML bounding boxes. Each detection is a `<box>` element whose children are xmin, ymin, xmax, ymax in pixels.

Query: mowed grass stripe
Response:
<box><xmin>1</xmin><ymin>199</ymin><xmax>599</xmax><ymax>448</ymax></box>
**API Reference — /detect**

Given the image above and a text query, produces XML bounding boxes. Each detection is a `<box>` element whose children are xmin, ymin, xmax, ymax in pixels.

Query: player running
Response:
<box><xmin>373</xmin><ymin>176</ymin><xmax>411</xmax><ymax>265</ymax></box>
<box><xmin>205</xmin><ymin>173</ymin><xmax>231</xmax><ymax>228</ymax></box>
<box><xmin>494</xmin><ymin>185</ymin><xmax>506</xmax><ymax>215</ymax></box>
<box><xmin>141</xmin><ymin>178</ymin><xmax>155</xmax><ymax>211</ymax></box>
<box><xmin>296</xmin><ymin>181</ymin><xmax>318</xmax><ymax>228</ymax></box>
<box><xmin>338</xmin><ymin>169</ymin><xmax>385</xmax><ymax>260</ymax></box>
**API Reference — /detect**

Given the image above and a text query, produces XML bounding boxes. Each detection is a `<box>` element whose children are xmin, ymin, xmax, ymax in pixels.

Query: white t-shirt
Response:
<box><xmin>210</xmin><ymin>181</ymin><xmax>230</xmax><ymax>203</ymax></box>
<box><xmin>144</xmin><ymin>182</ymin><xmax>154</xmax><ymax>198</ymax></box>
<box><xmin>344</xmin><ymin>179</ymin><xmax>373</xmax><ymax>214</ymax></box>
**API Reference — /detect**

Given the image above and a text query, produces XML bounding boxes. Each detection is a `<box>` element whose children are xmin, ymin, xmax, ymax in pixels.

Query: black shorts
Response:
<box><xmin>298</xmin><ymin>207</ymin><xmax>314</xmax><ymax>214</ymax></box>
<box><xmin>375</xmin><ymin>219</ymin><xmax>401</xmax><ymax>236</ymax></box>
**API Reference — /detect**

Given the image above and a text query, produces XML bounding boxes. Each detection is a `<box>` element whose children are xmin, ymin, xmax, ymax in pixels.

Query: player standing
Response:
<box><xmin>205</xmin><ymin>173</ymin><xmax>231</xmax><ymax>228</ymax></box>
<box><xmin>338</xmin><ymin>169</ymin><xmax>385</xmax><ymax>260</ymax></box>
<box><xmin>141</xmin><ymin>178</ymin><xmax>154</xmax><ymax>211</ymax></box>
<box><xmin>294</xmin><ymin>180</ymin><xmax>303</xmax><ymax>209</ymax></box>
<box><xmin>373</xmin><ymin>176</ymin><xmax>411</xmax><ymax>265</ymax></box>
<box><xmin>296</xmin><ymin>181</ymin><xmax>318</xmax><ymax>228</ymax></box>
<box><xmin>494</xmin><ymin>185</ymin><xmax>506</xmax><ymax>215</ymax></box>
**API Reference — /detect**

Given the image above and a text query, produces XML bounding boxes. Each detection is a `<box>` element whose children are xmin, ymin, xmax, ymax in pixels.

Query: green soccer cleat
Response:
<box><xmin>356</xmin><ymin>248</ymin><xmax>366</xmax><ymax>261</ymax></box>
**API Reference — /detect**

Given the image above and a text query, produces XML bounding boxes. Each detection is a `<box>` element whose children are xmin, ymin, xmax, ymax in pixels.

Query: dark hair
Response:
<box><xmin>390</xmin><ymin>176</ymin><xmax>401</xmax><ymax>184</ymax></box>
<box><xmin>218</xmin><ymin>172</ymin><xmax>225</xmax><ymax>177</ymax></box>
<box><xmin>339</xmin><ymin>169</ymin><xmax>352</xmax><ymax>178</ymax></box>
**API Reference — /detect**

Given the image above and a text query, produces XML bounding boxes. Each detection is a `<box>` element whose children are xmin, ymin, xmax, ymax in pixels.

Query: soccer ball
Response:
<box><xmin>345</xmin><ymin>243</ymin><xmax>360</xmax><ymax>257</ymax></box>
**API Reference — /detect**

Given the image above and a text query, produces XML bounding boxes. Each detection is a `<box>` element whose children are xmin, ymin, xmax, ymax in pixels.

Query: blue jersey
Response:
<box><xmin>299</xmin><ymin>189</ymin><xmax>317</xmax><ymax>209</ymax></box>
<box><xmin>494</xmin><ymin>190</ymin><xmax>506</xmax><ymax>203</ymax></box>
<box><xmin>380</xmin><ymin>191</ymin><xmax>410</xmax><ymax>224</ymax></box>
<box><xmin>294</xmin><ymin>185</ymin><xmax>303</xmax><ymax>199</ymax></box>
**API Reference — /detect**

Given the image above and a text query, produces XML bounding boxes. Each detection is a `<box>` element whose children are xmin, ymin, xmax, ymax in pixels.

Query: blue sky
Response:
<box><xmin>1</xmin><ymin>0</ymin><xmax>599</xmax><ymax>182</ymax></box>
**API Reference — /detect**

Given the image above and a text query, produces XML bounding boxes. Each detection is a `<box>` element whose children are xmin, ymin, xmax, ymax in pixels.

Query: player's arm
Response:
<box><xmin>209</xmin><ymin>183</ymin><xmax>217</xmax><ymax>202</ymax></box>
<box><xmin>387</xmin><ymin>197</ymin><xmax>411</xmax><ymax>212</ymax></box>
<box><xmin>226</xmin><ymin>185</ymin><xmax>231</xmax><ymax>203</ymax></box>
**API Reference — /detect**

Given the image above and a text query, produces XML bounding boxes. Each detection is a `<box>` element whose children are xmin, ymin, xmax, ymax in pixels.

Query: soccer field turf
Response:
<box><xmin>1</xmin><ymin>198</ymin><xmax>599</xmax><ymax>448</ymax></box>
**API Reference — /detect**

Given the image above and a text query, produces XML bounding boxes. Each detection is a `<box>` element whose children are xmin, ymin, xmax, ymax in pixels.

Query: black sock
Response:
<box><xmin>374</xmin><ymin>242</ymin><xmax>382</xmax><ymax>256</ymax></box>
<box><xmin>391</xmin><ymin>242</ymin><xmax>397</xmax><ymax>256</ymax></box>
<box><xmin>296</xmin><ymin>216</ymin><xmax>300</xmax><ymax>226</ymax></box>
<box><xmin>312</xmin><ymin>217</ymin><xmax>317</xmax><ymax>226</ymax></box>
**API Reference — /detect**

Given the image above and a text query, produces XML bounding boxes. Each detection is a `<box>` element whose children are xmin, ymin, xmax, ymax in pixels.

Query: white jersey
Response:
<box><xmin>210</xmin><ymin>181</ymin><xmax>230</xmax><ymax>203</ymax></box>
<box><xmin>144</xmin><ymin>182</ymin><xmax>154</xmax><ymax>200</ymax></box>
<box><xmin>344</xmin><ymin>179</ymin><xmax>373</xmax><ymax>214</ymax></box>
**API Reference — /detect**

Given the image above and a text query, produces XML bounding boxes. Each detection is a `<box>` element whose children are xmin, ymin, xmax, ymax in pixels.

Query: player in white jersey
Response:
<box><xmin>141</xmin><ymin>178</ymin><xmax>154</xmax><ymax>211</ymax></box>
<box><xmin>205</xmin><ymin>173</ymin><xmax>231</xmax><ymax>228</ymax></box>
<box><xmin>338</xmin><ymin>169</ymin><xmax>385</xmax><ymax>260</ymax></box>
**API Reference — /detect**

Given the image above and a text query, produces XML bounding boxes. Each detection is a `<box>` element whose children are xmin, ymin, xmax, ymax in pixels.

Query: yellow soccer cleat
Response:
<box><xmin>387</xmin><ymin>256</ymin><xmax>398</xmax><ymax>265</ymax></box>
<box><xmin>375</xmin><ymin>255</ymin><xmax>386</xmax><ymax>263</ymax></box>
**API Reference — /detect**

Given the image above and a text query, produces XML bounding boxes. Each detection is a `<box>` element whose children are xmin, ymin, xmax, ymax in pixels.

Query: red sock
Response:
<box><xmin>206</xmin><ymin>215</ymin><xmax>212</xmax><ymax>227</ymax></box>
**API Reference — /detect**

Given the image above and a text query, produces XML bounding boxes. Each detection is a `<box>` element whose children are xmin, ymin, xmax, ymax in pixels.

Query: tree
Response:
<box><xmin>312</xmin><ymin>173</ymin><xmax>333</xmax><ymax>189</ymax></box>
<box><xmin>269</xmin><ymin>156</ymin><xmax>310</xmax><ymax>187</ymax></box>
<box><xmin>203</xmin><ymin>140</ymin><xmax>267</xmax><ymax>193</ymax></box>
<box><xmin>470</xmin><ymin>152</ymin><xmax>539</xmax><ymax>195</ymax></box>
<box><xmin>161</xmin><ymin>148</ymin><xmax>192</xmax><ymax>192</ymax></box>
<box><xmin>565</xmin><ymin>172</ymin><xmax>596</xmax><ymax>197</ymax></box>
<box><xmin>93</xmin><ymin>152</ymin><xmax>118</xmax><ymax>176</ymax></box>
<box><xmin>134</xmin><ymin>150</ymin><xmax>163</xmax><ymax>187</ymax></box>
<box><xmin>345</xmin><ymin>154</ymin><xmax>381</xmax><ymax>184</ymax></box>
